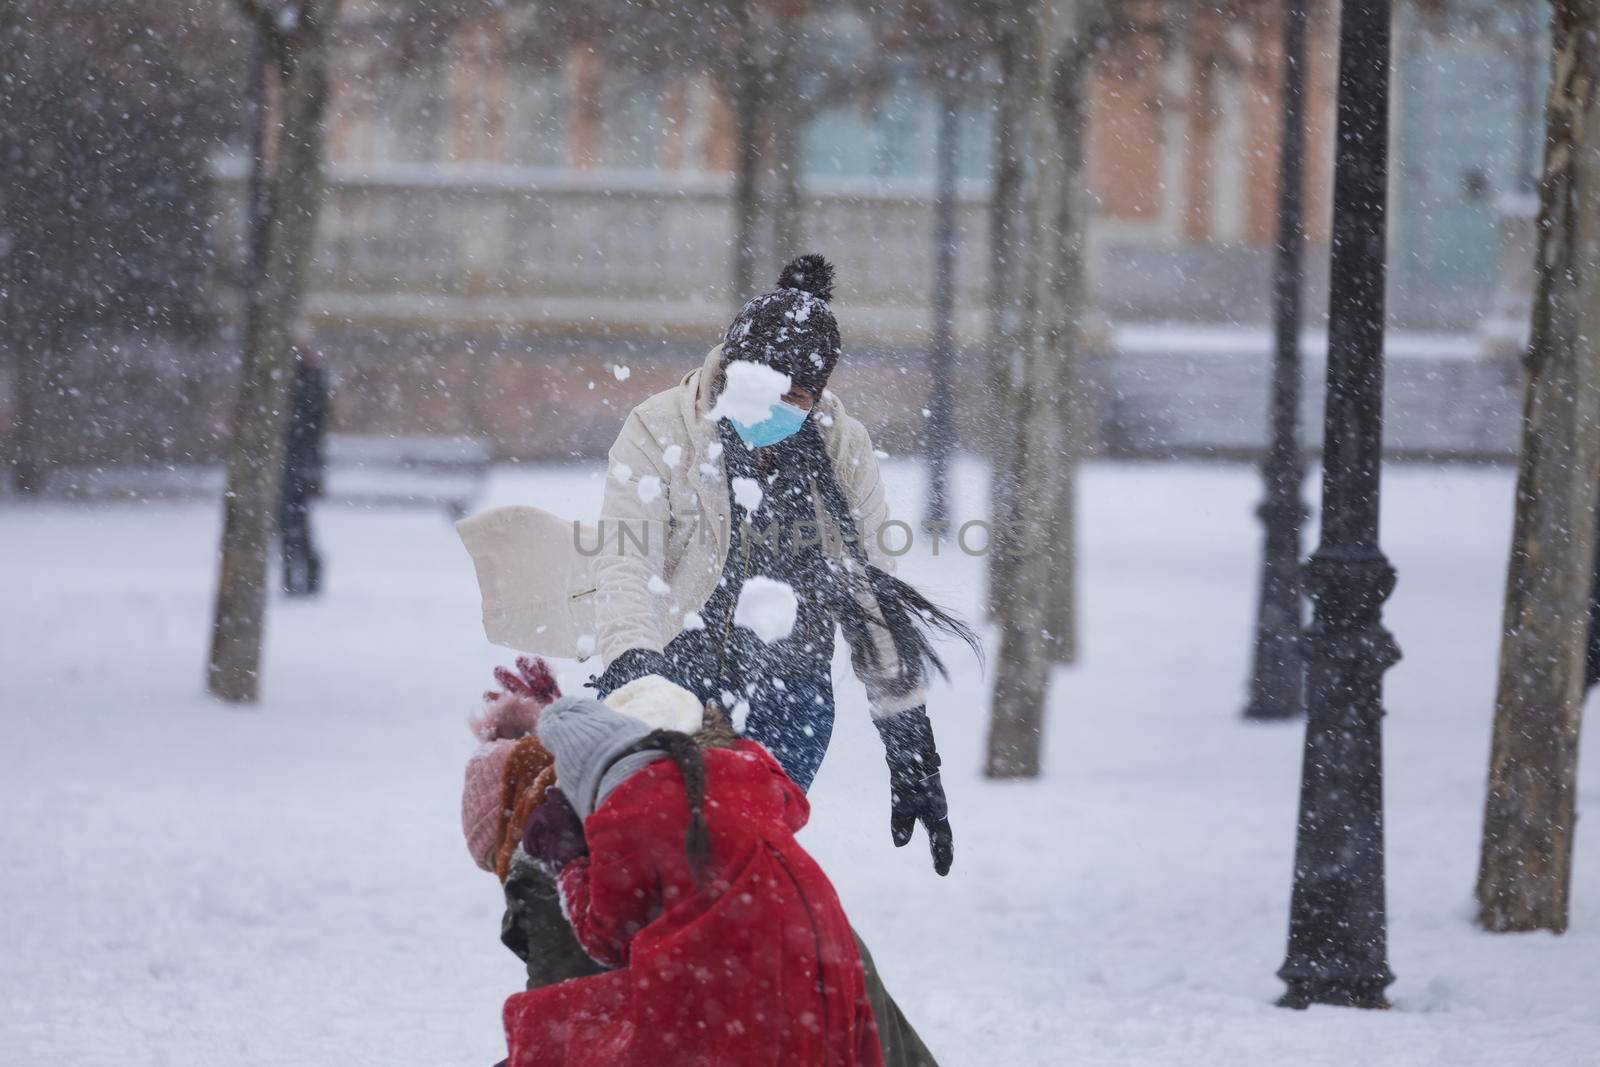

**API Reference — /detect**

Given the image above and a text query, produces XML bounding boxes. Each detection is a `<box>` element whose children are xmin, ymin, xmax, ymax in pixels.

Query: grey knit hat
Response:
<box><xmin>537</xmin><ymin>694</ymin><xmax>666</xmax><ymax>819</ymax></box>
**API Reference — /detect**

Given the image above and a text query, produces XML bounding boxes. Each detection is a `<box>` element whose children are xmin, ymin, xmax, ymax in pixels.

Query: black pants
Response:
<box><xmin>279</xmin><ymin>495</ymin><xmax>321</xmax><ymax>596</ymax></box>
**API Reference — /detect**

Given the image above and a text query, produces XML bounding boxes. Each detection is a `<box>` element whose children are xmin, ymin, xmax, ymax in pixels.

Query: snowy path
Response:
<box><xmin>3</xmin><ymin>461</ymin><xmax>1597</xmax><ymax>1066</ymax></box>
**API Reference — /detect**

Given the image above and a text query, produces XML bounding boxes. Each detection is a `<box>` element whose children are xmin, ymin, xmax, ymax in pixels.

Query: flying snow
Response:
<box><xmin>637</xmin><ymin>475</ymin><xmax>662</xmax><ymax>503</ymax></box>
<box><xmin>661</xmin><ymin>444</ymin><xmax>682</xmax><ymax>468</ymax></box>
<box><xmin>706</xmin><ymin>360</ymin><xmax>791</xmax><ymax>426</ymax></box>
<box><xmin>731</xmin><ymin>476</ymin><xmax>764</xmax><ymax>513</ymax></box>
<box><xmin>733</xmin><ymin>576</ymin><xmax>799</xmax><ymax>643</ymax></box>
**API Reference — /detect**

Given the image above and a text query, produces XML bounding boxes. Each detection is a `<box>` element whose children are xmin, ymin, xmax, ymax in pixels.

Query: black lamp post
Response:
<box><xmin>1277</xmin><ymin>0</ymin><xmax>1400</xmax><ymax>1010</ymax></box>
<box><xmin>1244</xmin><ymin>0</ymin><xmax>1310</xmax><ymax>721</ymax></box>
<box><xmin>923</xmin><ymin>83</ymin><xmax>959</xmax><ymax>536</ymax></box>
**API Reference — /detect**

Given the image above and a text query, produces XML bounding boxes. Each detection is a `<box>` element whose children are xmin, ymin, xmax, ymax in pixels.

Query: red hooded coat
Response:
<box><xmin>502</xmin><ymin>740</ymin><xmax>883</xmax><ymax>1067</ymax></box>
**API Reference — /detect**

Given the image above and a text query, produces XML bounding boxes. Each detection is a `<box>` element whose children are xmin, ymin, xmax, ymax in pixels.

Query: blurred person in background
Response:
<box><xmin>279</xmin><ymin>345</ymin><xmax>329</xmax><ymax>597</ymax></box>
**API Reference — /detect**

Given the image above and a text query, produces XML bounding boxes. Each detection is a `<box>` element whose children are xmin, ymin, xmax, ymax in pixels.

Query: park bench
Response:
<box><xmin>28</xmin><ymin>433</ymin><xmax>494</xmax><ymax>519</ymax></box>
<box><xmin>323</xmin><ymin>433</ymin><xmax>493</xmax><ymax>519</ymax></box>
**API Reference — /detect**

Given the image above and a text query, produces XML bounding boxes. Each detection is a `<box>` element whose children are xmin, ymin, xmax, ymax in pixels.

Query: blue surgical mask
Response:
<box><xmin>731</xmin><ymin>401</ymin><xmax>809</xmax><ymax>448</ymax></box>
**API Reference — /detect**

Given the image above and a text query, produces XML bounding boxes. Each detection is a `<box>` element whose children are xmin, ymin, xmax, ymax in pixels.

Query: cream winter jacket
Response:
<box><xmin>458</xmin><ymin>344</ymin><xmax>923</xmax><ymax>718</ymax></box>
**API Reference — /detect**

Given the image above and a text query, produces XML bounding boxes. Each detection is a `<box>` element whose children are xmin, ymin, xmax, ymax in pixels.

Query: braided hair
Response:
<box><xmin>613</xmin><ymin>729</ymin><xmax>712</xmax><ymax>884</ymax></box>
<box><xmin>609</xmin><ymin>705</ymin><xmax>740</xmax><ymax>888</ymax></box>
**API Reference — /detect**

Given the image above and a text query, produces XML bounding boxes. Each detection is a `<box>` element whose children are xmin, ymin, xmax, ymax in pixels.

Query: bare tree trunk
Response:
<box><xmin>1036</xmin><ymin>32</ymin><xmax>1095</xmax><ymax>667</ymax></box>
<box><xmin>923</xmin><ymin>83</ymin><xmax>960</xmax><ymax>535</ymax></box>
<box><xmin>729</xmin><ymin>4</ymin><xmax>765</xmax><ymax>301</ymax></box>
<box><xmin>1476</xmin><ymin>0</ymin><xmax>1600</xmax><ymax>933</ymax></box>
<box><xmin>986</xmin><ymin>0</ymin><xmax>1101</xmax><ymax>777</ymax></box>
<box><xmin>207</xmin><ymin>0</ymin><xmax>341</xmax><ymax>703</ymax></box>
<box><xmin>984</xmin><ymin>0</ymin><xmax>1039</xmax><ymax>621</ymax></box>
<box><xmin>769</xmin><ymin>17</ymin><xmax>803</xmax><ymax>259</ymax></box>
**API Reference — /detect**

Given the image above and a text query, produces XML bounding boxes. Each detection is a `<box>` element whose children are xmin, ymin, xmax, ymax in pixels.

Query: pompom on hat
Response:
<box><xmin>603</xmin><ymin>674</ymin><xmax>705</xmax><ymax>734</ymax></box>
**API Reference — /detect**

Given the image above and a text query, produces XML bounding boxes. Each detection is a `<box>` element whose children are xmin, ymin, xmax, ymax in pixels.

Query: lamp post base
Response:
<box><xmin>1277</xmin><ymin>976</ymin><xmax>1393</xmax><ymax>1011</ymax></box>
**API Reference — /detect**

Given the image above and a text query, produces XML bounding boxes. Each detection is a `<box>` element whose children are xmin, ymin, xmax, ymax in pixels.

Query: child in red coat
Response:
<box><xmin>504</xmin><ymin>694</ymin><xmax>884</xmax><ymax>1067</ymax></box>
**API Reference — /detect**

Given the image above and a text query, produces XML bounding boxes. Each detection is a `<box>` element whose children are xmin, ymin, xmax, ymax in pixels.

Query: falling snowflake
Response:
<box><xmin>733</xmin><ymin>577</ymin><xmax>798</xmax><ymax>643</ymax></box>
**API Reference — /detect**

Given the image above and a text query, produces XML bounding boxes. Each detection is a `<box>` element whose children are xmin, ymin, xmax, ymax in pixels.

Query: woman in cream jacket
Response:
<box><xmin>586</xmin><ymin>255</ymin><xmax>975</xmax><ymax>876</ymax></box>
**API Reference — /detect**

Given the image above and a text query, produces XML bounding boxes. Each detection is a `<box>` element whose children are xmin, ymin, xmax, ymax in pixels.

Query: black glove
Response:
<box><xmin>874</xmin><ymin>707</ymin><xmax>953</xmax><ymax>876</ymax></box>
<box><xmin>589</xmin><ymin>647</ymin><xmax>671</xmax><ymax>699</ymax></box>
<box><xmin>522</xmin><ymin>788</ymin><xmax>589</xmax><ymax>874</ymax></box>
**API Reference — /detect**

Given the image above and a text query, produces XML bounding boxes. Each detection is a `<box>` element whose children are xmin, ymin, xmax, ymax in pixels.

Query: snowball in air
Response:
<box><xmin>733</xmin><ymin>576</ymin><xmax>799</xmax><ymax>643</ymax></box>
<box><xmin>682</xmin><ymin>610</ymin><xmax>706</xmax><ymax>631</ymax></box>
<box><xmin>648</xmin><ymin>575</ymin><xmax>671</xmax><ymax>596</ymax></box>
<box><xmin>731</xmin><ymin>476</ymin><xmax>763</xmax><ymax>513</ymax></box>
<box><xmin>661</xmin><ymin>444</ymin><xmax>682</xmax><ymax>468</ymax></box>
<box><xmin>612</xmin><ymin>364</ymin><xmax>631</xmax><ymax>381</ymax></box>
<box><xmin>706</xmin><ymin>361</ymin><xmax>791</xmax><ymax>426</ymax></box>
<box><xmin>611</xmin><ymin>462</ymin><xmax>632</xmax><ymax>483</ymax></box>
<box><xmin>637</xmin><ymin>475</ymin><xmax>662</xmax><ymax>503</ymax></box>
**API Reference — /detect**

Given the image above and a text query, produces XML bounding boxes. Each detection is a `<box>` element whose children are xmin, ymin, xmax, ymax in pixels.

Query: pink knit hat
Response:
<box><xmin>462</xmin><ymin>657</ymin><xmax>559</xmax><ymax>871</ymax></box>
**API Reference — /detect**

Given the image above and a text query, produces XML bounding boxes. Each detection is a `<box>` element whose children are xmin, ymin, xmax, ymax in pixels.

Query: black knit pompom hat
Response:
<box><xmin>722</xmin><ymin>253</ymin><xmax>842</xmax><ymax>396</ymax></box>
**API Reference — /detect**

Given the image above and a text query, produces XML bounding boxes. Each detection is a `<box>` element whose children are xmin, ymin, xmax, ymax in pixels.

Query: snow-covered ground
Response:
<box><xmin>3</xmin><ymin>460</ymin><xmax>1597</xmax><ymax>1066</ymax></box>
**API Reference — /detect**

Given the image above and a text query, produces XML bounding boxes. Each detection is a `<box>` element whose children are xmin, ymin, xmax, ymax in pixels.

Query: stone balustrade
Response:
<box><xmin>209</xmin><ymin>158</ymin><xmax>996</xmax><ymax>346</ymax></box>
<box><xmin>202</xmin><ymin>158</ymin><xmax>1524</xmax><ymax>465</ymax></box>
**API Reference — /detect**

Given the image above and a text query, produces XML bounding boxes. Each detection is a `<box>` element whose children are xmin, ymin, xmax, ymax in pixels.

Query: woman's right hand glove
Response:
<box><xmin>874</xmin><ymin>707</ymin><xmax>954</xmax><ymax>877</ymax></box>
<box><xmin>590</xmin><ymin>647</ymin><xmax>673</xmax><ymax>698</ymax></box>
<box><xmin>522</xmin><ymin>788</ymin><xmax>588</xmax><ymax>874</ymax></box>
